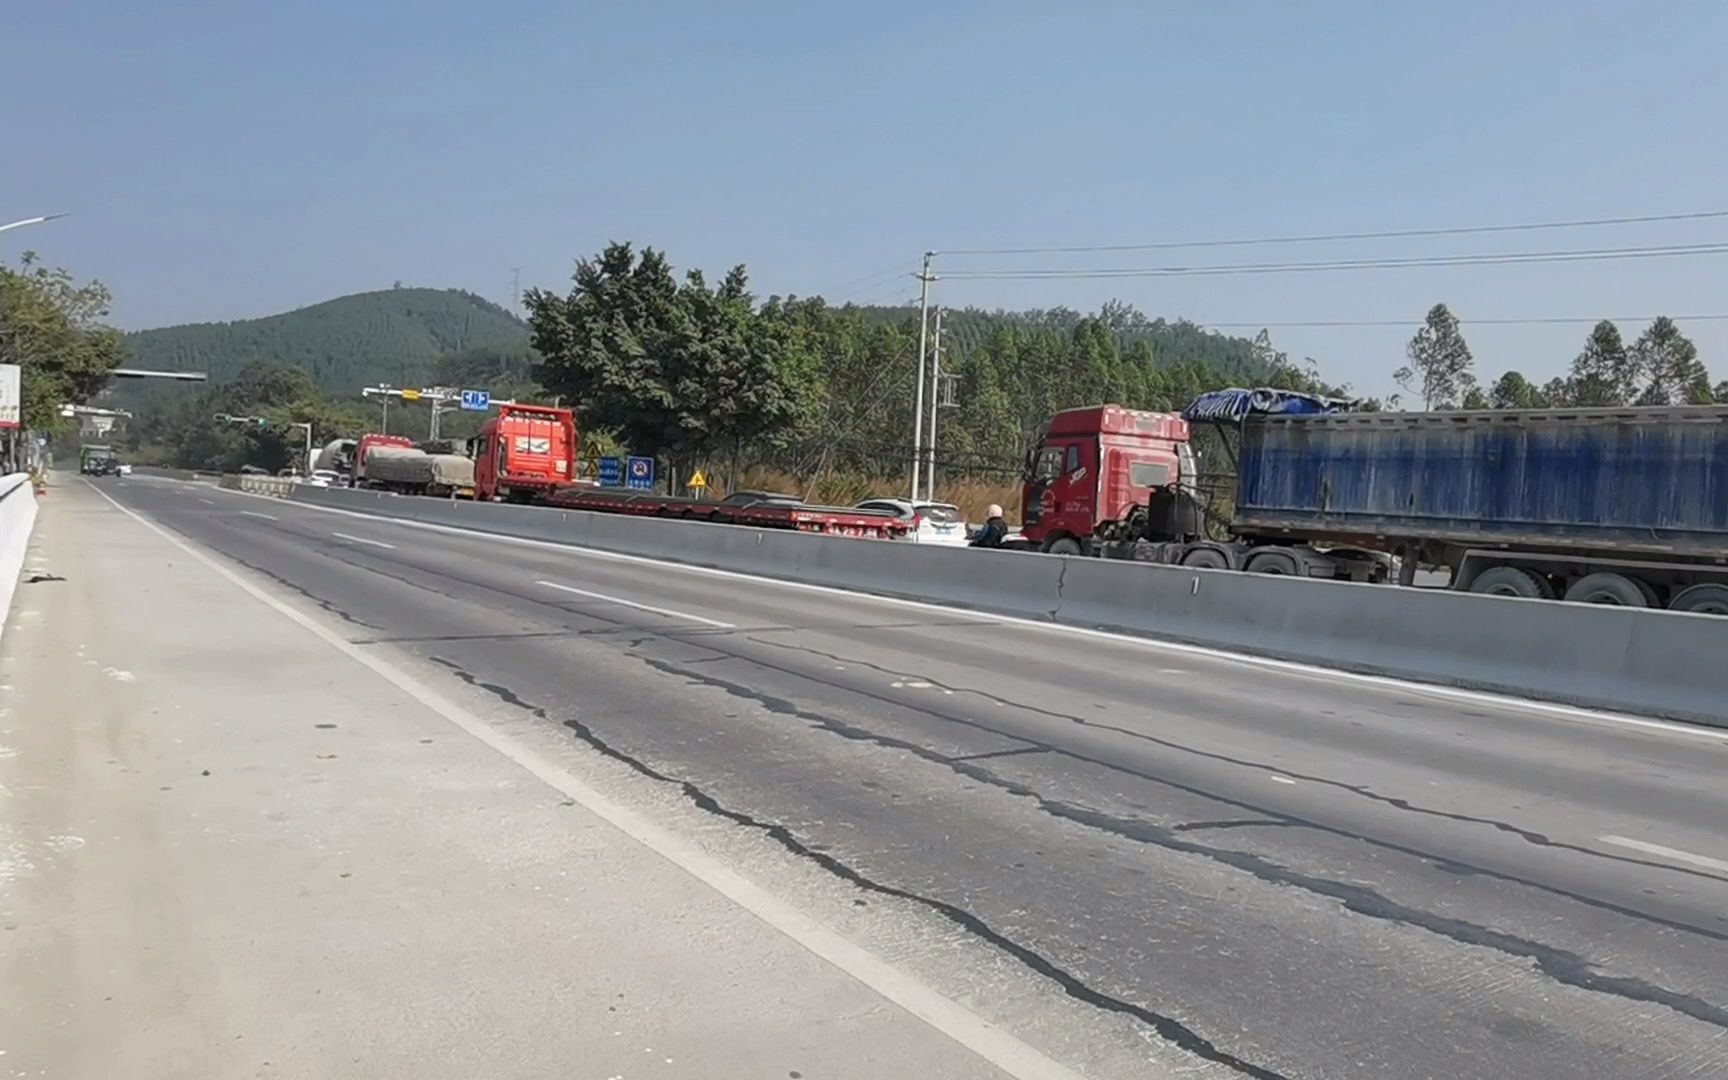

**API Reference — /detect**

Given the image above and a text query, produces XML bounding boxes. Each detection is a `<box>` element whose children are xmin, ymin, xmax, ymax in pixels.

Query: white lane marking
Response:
<box><xmin>197</xmin><ymin>497</ymin><xmax>215</xmax><ymax>505</ymax></box>
<box><xmin>1269</xmin><ymin>775</ymin><xmax>1296</xmax><ymax>785</ymax></box>
<box><xmin>1599</xmin><ymin>835</ymin><xmax>1728</xmax><ymax>874</ymax></box>
<box><xmin>331</xmin><ymin>532</ymin><xmax>396</xmax><ymax>550</ymax></box>
<box><xmin>84</xmin><ymin>481</ymin><xmax>1092</xmax><ymax>1080</ymax></box>
<box><xmin>240</xmin><ymin>510</ymin><xmax>278</xmax><ymax>521</ymax></box>
<box><xmin>208</xmin><ymin>488</ymin><xmax>1728</xmax><ymax>745</ymax></box>
<box><xmin>537</xmin><ymin>580</ymin><xmax>734</xmax><ymax>629</ymax></box>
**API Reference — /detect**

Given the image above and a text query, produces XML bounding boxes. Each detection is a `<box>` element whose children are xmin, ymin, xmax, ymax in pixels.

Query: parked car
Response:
<box><xmin>853</xmin><ymin>498</ymin><xmax>970</xmax><ymax>546</ymax></box>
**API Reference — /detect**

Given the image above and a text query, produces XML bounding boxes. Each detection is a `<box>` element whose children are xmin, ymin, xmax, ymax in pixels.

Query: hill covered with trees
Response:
<box><xmin>121</xmin><ymin>286</ymin><xmax>530</xmax><ymax>393</ymax></box>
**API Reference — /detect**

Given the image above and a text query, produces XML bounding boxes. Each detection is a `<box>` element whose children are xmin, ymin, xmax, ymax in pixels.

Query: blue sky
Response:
<box><xmin>8</xmin><ymin>1</ymin><xmax>1728</xmax><ymax>397</ymax></box>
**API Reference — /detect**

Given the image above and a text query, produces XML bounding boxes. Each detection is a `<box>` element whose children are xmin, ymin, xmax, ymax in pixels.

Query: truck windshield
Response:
<box><xmin>1032</xmin><ymin>446</ymin><xmax>1063</xmax><ymax>481</ymax></box>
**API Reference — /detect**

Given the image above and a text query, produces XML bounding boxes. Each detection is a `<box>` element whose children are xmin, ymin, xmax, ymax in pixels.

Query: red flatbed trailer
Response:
<box><xmin>543</xmin><ymin>488</ymin><xmax>910</xmax><ymax>539</ymax></box>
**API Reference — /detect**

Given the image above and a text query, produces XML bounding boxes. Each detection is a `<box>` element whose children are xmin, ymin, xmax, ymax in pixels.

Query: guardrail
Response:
<box><xmin>1</xmin><ymin>472</ymin><xmax>41</xmax><ymax>647</ymax></box>
<box><xmin>287</xmin><ymin>486</ymin><xmax>1728</xmax><ymax>726</ymax></box>
<box><xmin>221</xmin><ymin>474</ymin><xmax>298</xmax><ymax>497</ymax></box>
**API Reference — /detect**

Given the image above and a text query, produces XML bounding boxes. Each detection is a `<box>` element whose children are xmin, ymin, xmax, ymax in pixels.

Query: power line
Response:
<box><xmin>820</xmin><ymin>259</ymin><xmax>922</xmax><ymax>299</ymax></box>
<box><xmin>939</xmin><ymin>208</ymin><xmax>1728</xmax><ymax>257</ymax></box>
<box><xmin>1193</xmin><ymin>314</ymin><xmax>1728</xmax><ymax>329</ymax></box>
<box><xmin>937</xmin><ymin>240</ymin><xmax>1728</xmax><ymax>280</ymax></box>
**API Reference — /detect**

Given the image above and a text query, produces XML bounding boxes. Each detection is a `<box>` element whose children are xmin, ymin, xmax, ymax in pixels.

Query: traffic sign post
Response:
<box><xmin>459</xmin><ymin>389</ymin><xmax>491</xmax><ymax>411</ymax></box>
<box><xmin>626</xmin><ymin>455</ymin><xmax>655</xmax><ymax>491</ymax></box>
<box><xmin>597</xmin><ymin>456</ymin><xmax>622</xmax><ymax>487</ymax></box>
<box><xmin>687</xmin><ymin>468</ymin><xmax>707</xmax><ymax>492</ymax></box>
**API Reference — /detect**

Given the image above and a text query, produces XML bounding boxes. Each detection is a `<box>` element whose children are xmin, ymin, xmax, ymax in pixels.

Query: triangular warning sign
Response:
<box><xmin>688</xmin><ymin>469</ymin><xmax>707</xmax><ymax>488</ymax></box>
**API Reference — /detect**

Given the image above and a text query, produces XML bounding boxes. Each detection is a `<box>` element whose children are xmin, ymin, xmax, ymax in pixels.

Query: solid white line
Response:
<box><xmin>331</xmin><ymin>531</ymin><xmax>396</xmax><ymax>549</ymax></box>
<box><xmin>239</xmin><ymin>510</ymin><xmax>278</xmax><ymax>521</ymax></box>
<box><xmin>197</xmin><ymin>497</ymin><xmax>215</xmax><ymax>505</ymax></box>
<box><xmin>216</xmin><ymin>488</ymin><xmax>1728</xmax><ymax>745</ymax></box>
<box><xmin>81</xmin><ymin>479</ymin><xmax>1091</xmax><ymax>1080</ymax></box>
<box><xmin>538</xmin><ymin>579</ymin><xmax>735</xmax><ymax>629</ymax></box>
<box><xmin>1599</xmin><ymin>835</ymin><xmax>1728</xmax><ymax>874</ymax></box>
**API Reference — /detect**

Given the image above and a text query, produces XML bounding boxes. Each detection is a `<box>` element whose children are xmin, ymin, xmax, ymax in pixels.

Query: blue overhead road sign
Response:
<box><xmin>626</xmin><ymin>455</ymin><xmax>655</xmax><ymax>491</ymax></box>
<box><xmin>459</xmin><ymin>389</ymin><xmax>491</xmax><ymax>411</ymax></box>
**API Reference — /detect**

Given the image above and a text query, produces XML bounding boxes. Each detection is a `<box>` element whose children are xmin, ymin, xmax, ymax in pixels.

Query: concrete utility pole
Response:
<box><xmin>923</xmin><ymin>306</ymin><xmax>944</xmax><ymax>502</ymax></box>
<box><xmin>909</xmin><ymin>251</ymin><xmax>935</xmax><ymax>501</ymax></box>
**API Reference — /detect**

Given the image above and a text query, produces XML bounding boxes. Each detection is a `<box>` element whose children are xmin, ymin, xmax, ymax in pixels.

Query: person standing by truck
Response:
<box><xmin>970</xmin><ymin>504</ymin><xmax>1008</xmax><ymax>548</ymax></box>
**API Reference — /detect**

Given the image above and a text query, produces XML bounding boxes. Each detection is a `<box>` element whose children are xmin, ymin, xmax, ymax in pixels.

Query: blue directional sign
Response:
<box><xmin>459</xmin><ymin>388</ymin><xmax>491</xmax><ymax>412</ymax></box>
<box><xmin>626</xmin><ymin>455</ymin><xmax>656</xmax><ymax>491</ymax></box>
<box><xmin>596</xmin><ymin>456</ymin><xmax>622</xmax><ymax>487</ymax></box>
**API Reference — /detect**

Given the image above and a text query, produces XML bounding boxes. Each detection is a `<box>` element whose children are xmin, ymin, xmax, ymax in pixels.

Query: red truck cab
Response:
<box><xmin>474</xmin><ymin>404</ymin><xmax>578</xmax><ymax>502</ymax></box>
<box><xmin>352</xmin><ymin>433</ymin><xmax>414</xmax><ymax>485</ymax></box>
<box><xmin>1020</xmin><ymin>405</ymin><xmax>1192</xmax><ymax>554</ymax></box>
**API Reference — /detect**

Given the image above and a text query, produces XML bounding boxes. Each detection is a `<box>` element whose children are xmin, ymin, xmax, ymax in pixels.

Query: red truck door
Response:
<box><xmin>1023</xmin><ymin>437</ymin><xmax>1101</xmax><ymax>552</ymax></box>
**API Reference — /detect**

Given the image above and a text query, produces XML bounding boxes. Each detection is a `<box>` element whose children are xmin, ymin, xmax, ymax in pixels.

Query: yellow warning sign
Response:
<box><xmin>688</xmin><ymin>469</ymin><xmax>708</xmax><ymax>489</ymax></box>
<box><xmin>399</xmin><ymin>388</ymin><xmax>422</xmax><ymax>402</ymax></box>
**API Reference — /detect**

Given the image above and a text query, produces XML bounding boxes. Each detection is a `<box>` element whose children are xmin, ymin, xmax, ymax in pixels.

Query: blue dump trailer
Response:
<box><xmin>1124</xmin><ymin>393</ymin><xmax>1728</xmax><ymax>613</ymax></box>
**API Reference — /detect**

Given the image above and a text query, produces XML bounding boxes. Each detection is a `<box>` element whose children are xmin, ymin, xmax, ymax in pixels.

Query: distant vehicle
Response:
<box><xmin>79</xmin><ymin>444</ymin><xmax>120</xmax><ymax>476</ymax></box>
<box><xmin>301</xmin><ymin>469</ymin><xmax>340</xmax><ymax>488</ymax></box>
<box><xmin>238</xmin><ymin>464</ymin><xmax>270</xmax><ymax>476</ymax></box>
<box><xmin>115</xmin><ymin>463</ymin><xmax>132</xmax><ymax>477</ymax></box>
<box><xmin>854</xmin><ymin>498</ymin><xmax>970</xmax><ymax>546</ymax></box>
<box><xmin>352</xmin><ymin>434</ymin><xmax>415</xmax><ymax>485</ymax></box>
<box><xmin>473</xmin><ymin>404</ymin><xmax>578</xmax><ymax>503</ymax></box>
<box><xmin>363</xmin><ymin>448</ymin><xmax>475</xmax><ymax>498</ymax></box>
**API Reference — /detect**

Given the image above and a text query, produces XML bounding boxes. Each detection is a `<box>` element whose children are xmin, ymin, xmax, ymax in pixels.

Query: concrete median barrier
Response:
<box><xmin>286</xmin><ymin>486</ymin><xmax>1728</xmax><ymax>725</ymax></box>
<box><xmin>1</xmin><ymin>473</ymin><xmax>41</xmax><ymax>647</ymax></box>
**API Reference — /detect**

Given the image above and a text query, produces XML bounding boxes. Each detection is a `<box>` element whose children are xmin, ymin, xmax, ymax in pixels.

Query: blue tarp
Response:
<box><xmin>1183</xmin><ymin>387</ymin><xmax>1354</xmax><ymax>423</ymax></box>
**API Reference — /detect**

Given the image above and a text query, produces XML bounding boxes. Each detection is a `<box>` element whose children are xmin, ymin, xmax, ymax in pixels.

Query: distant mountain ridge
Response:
<box><xmin>121</xmin><ymin>287</ymin><xmax>530</xmax><ymax>392</ymax></box>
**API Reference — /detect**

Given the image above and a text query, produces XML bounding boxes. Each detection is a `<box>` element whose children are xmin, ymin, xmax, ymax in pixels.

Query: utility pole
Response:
<box><xmin>924</xmin><ymin>306</ymin><xmax>944</xmax><ymax>502</ymax></box>
<box><xmin>909</xmin><ymin>251</ymin><xmax>935</xmax><ymax>501</ymax></box>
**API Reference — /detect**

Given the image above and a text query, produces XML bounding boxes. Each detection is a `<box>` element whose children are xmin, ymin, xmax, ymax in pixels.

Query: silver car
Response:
<box><xmin>854</xmin><ymin>498</ymin><xmax>970</xmax><ymax>546</ymax></box>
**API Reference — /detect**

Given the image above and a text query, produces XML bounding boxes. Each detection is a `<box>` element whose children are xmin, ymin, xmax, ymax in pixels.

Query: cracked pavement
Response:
<box><xmin>37</xmin><ymin>474</ymin><xmax>1728</xmax><ymax>1080</ymax></box>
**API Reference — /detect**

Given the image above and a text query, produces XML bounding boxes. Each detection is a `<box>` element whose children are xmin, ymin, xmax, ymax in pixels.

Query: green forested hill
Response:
<box><xmin>121</xmin><ymin>287</ymin><xmax>529</xmax><ymax>392</ymax></box>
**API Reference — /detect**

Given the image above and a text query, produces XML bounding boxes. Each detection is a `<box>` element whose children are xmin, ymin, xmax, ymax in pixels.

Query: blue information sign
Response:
<box><xmin>596</xmin><ymin>456</ymin><xmax>622</xmax><ymax>487</ymax></box>
<box><xmin>626</xmin><ymin>455</ymin><xmax>655</xmax><ymax>491</ymax></box>
<box><xmin>459</xmin><ymin>388</ymin><xmax>491</xmax><ymax>411</ymax></box>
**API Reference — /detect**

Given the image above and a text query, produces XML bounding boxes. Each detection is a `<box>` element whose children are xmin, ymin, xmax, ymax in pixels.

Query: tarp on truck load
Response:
<box><xmin>1184</xmin><ymin>388</ymin><xmax>1353</xmax><ymax>423</ymax></box>
<box><xmin>365</xmin><ymin>450</ymin><xmax>475</xmax><ymax>491</ymax></box>
<box><xmin>1235</xmin><ymin>405</ymin><xmax>1728</xmax><ymax>555</ymax></box>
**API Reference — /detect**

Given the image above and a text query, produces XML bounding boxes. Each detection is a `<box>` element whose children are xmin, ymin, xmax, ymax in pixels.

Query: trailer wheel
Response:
<box><xmin>1668</xmin><ymin>583</ymin><xmax>1728</xmax><ymax>615</ymax></box>
<box><xmin>1043</xmin><ymin>536</ymin><xmax>1083</xmax><ymax>556</ymax></box>
<box><xmin>1244</xmin><ymin>549</ymin><xmax>1302</xmax><ymax>575</ymax></box>
<box><xmin>1562</xmin><ymin>572</ymin><xmax>1650</xmax><ymax>607</ymax></box>
<box><xmin>1180</xmin><ymin>548</ymin><xmax>1230</xmax><ymax>570</ymax></box>
<box><xmin>1466</xmin><ymin>566</ymin><xmax>1556</xmax><ymax>599</ymax></box>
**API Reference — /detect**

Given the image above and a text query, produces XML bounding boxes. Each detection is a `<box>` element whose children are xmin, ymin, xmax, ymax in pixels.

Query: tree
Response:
<box><xmin>1462</xmin><ymin>386</ymin><xmax>1490</xmax><ymax>410</ymax></box>
<box><xmin>1395</xmin><ymin>304</ymin><xmax>1476</xmax><ymax>409</ymax></box>
<box><xmin>1568</xmin><ymin>320</ymin><xmax>1641</xmax><ymax>406</ymax></box>
<box><xmin>1629</xmin><ymin>317</ymin><xmax>1708</xmax><ymax>406</ymax></box>
<box><xmin>1487</xmin><ymin>371</ymin><xmax>1547</xmax><ymax>409</ymax></box>
<box><xmin>0</xmin><ymin>253</ymin><xmax>123</xmax><ymax>435</ymax></box>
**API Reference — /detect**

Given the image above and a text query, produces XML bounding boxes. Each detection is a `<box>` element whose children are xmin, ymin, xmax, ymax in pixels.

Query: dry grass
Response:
<box><xmin>700</xmin><ymin>465</ymin><xmax>1021</xmax><ymax>523</ymax></box>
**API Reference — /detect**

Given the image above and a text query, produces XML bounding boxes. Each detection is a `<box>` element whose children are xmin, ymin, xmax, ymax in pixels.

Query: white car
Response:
<box><xmin>115</xmin><ymin>463</ymin><xmax>132</xmax><ymax>476</ymax></box>
<box><xmin>854</xmin><ymin>498</ymin><xmax>970</xmax><ymax>546</ymax></box>
<box><xmin>300</xmin><ymin>469</ymin><xmax>340</xmax><ymax>488</ymax></box>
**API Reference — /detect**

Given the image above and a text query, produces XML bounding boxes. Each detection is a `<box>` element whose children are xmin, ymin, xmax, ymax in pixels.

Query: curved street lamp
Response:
<box><xmin>0</xmin><ymin>213</ymin><xmax>68</xmax><ymax>236</ymax></box>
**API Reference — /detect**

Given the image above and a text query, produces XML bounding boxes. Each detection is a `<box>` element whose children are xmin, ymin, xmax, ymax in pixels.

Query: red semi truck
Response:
<box><xmin>473</xmin><ymin>404</ymin><xmax>580</xmax><ymax>503</ymax></box>
<box><xmin>1019</xmin><ymin>405</ymin><xmax>1195</xmax><ymax>555</ymax></box>
<box><xmin>352</xmin><ymin>433</ymin><xmax>415</xmax><ymax>485</ymax></box>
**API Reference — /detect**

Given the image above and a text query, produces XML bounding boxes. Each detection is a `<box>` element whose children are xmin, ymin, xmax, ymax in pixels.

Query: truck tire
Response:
<box><xmin>1466</xmin><ymin>566</ymin><xmax>1555</xmax><ymax>599</ymax></box>
<box><xmin>1044</xmin><ymin>536</ymin><xmax>1083</xmax><ymax>556</ymax></box>
<box><xmin>1180</xmin><ymin>548</ymin><xmax>1230</xmax><ymax>570</ymax></box>
<box><xmin>1668</xmin><ymin>583</ymin><xmax>1728</xmax><ymax>615</ymax></box>
<box><xmin>1243</xmin><ymin>549</ymin><xmax>1302</xmax><ymax>575</ymax></box>
<box><xmin>1562</xmin><ymin>572</ymin><xmax>1650</xmax><ymax>607</ymax></box>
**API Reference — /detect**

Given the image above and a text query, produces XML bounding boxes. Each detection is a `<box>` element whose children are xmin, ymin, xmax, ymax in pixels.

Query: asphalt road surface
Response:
<box><xmin>57</xmin><ymin>476</ymin><xmax>1728</xmax><ymax>1078</ymax></box>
